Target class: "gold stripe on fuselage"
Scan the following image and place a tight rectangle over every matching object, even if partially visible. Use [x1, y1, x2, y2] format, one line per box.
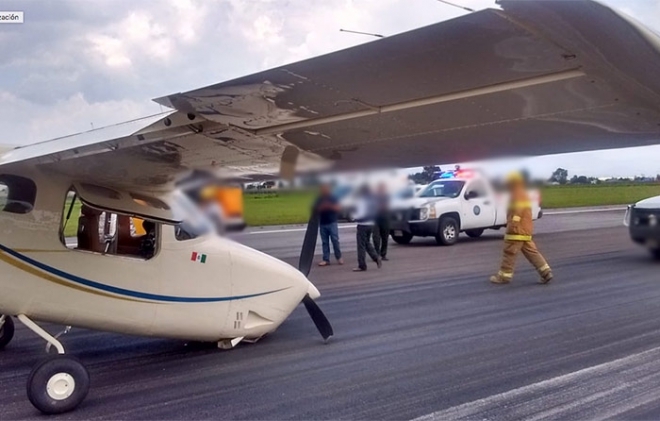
[14, 249, 71, 253]
[0, 251, 149, 303]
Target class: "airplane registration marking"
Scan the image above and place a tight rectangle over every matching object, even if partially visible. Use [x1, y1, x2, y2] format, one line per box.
[0, 244, 290, 304]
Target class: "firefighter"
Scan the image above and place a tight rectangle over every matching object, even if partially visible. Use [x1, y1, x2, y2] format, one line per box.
[490, 172, 553, 285]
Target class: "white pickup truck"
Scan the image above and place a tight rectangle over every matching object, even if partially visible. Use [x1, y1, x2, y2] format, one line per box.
[624, 195, 660, 260]
[389, 175, 542, 245]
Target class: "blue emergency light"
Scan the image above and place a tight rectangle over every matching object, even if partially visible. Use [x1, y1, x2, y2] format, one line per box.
[433, 170, 474, 180]
[433, 171, 456, 180]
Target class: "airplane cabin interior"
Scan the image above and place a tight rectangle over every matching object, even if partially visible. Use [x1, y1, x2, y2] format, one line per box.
[61, 189, 158, 260]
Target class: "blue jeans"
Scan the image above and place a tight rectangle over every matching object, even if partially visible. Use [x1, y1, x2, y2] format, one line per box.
[320, 223, 342, 262]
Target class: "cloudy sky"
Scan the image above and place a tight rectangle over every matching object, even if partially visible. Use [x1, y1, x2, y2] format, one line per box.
[2, 0, 660, 179]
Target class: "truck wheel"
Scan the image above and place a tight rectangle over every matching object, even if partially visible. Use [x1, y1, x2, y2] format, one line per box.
[465, 229, 484, 238]
[651, 248, 660, 260]
[391, 232, 413, 245]
[436, 217, 459, 246]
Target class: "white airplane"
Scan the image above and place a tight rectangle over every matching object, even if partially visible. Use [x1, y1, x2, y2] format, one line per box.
[1, 0, 660, 415]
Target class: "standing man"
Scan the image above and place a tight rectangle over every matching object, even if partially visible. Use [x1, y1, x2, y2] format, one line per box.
[352, 185, 382, 272]
[372, 183, 390, 261]
[315, 184, 343, 266]
[490, 172, 553, 284]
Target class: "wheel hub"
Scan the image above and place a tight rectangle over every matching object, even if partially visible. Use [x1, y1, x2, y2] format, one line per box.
[46, 373, 76, 401]
[444, 225, 456, 240]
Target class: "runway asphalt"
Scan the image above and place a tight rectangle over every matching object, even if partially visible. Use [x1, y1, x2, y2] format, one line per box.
[2, 207, 660, 420]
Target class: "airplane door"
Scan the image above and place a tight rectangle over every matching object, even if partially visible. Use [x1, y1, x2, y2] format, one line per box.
[462, 180, 496, 230]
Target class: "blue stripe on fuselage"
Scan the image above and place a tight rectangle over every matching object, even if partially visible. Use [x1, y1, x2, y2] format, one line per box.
[0, 244, 288, 303]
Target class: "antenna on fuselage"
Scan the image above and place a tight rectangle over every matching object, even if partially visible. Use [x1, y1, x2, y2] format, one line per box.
[339, 29, 385, 38]
[435, 0, 475, 12]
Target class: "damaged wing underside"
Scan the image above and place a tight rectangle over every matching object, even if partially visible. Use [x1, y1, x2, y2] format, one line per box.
[1, 0, 660, 190]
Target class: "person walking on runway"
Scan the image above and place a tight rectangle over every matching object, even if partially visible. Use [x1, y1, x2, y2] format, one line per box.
[490, 172, 553, 285]
[372, 183, 390, 261]
[352, 185, 382, 272]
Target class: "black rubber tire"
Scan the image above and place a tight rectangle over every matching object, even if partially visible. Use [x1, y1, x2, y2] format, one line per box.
[436, 217, 459, 246]
[27, 355, 90, 415]
[465, 229, 485, 238]
[391, 232, 413, 245]
[0, 316, 14, 350]
[651, 248, 660, 261]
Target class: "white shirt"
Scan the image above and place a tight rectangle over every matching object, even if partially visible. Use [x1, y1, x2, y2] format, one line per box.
[351, 198, 375, 226]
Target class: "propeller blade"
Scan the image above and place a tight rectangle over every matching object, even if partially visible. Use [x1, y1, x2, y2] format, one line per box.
[298, 207, 333, 340]
[302, 294, 334, 340]
[298, 208, 319, 277]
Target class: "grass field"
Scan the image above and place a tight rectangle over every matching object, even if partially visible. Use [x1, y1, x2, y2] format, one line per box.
[540, 184, 660, 209]
[62, 200, 83, 237]
[51, 184, 660, 230]
[243, 184, 660, 226]
[244, 191, 315, 226]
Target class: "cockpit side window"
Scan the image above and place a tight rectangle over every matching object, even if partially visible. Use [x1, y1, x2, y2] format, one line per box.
[0, 174, 37, 214]
[60, 187, 160, 260]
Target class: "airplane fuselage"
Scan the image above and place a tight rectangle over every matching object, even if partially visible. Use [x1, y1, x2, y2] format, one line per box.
[0, 169, 316, 342]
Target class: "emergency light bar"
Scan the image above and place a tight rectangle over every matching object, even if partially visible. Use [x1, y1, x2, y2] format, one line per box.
[433, 169, 475, 180]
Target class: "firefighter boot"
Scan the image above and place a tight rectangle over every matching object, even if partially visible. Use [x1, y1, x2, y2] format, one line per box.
[539, 269, 554, 285]
[490, 272, 512, 284]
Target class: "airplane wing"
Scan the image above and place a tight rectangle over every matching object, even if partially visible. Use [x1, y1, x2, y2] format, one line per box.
[1, 0, 659, 191]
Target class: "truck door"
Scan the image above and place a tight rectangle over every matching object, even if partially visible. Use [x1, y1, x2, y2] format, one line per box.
[461, 180, 497, 230]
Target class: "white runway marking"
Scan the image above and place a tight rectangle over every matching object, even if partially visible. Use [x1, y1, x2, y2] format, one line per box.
[544, 207, 625, 215]
[410, 345, 660, 421]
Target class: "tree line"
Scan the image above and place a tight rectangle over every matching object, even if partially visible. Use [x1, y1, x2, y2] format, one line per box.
[549, 168, 660, 185]
[408, 166, 660, 185]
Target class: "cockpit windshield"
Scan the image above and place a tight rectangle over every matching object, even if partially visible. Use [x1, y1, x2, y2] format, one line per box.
[418, 180, 465, 198]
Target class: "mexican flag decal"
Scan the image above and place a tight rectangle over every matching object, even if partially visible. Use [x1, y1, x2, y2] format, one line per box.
[191, 252, 207, 264]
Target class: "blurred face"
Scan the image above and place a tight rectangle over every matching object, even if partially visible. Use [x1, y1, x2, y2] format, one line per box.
[320, 184, 331, 196]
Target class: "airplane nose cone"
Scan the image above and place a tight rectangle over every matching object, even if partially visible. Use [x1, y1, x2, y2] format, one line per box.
[307, 281, 321, 300]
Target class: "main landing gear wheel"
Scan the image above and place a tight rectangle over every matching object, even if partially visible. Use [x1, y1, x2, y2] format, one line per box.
[27, 355, 90, 414]
[16, 314, 88, 414]
[0, 315, 15, 350]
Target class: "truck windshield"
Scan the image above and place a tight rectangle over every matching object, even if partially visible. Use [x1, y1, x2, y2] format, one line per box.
[419, 180, 465, 198]
[332, 185, 353, 199]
